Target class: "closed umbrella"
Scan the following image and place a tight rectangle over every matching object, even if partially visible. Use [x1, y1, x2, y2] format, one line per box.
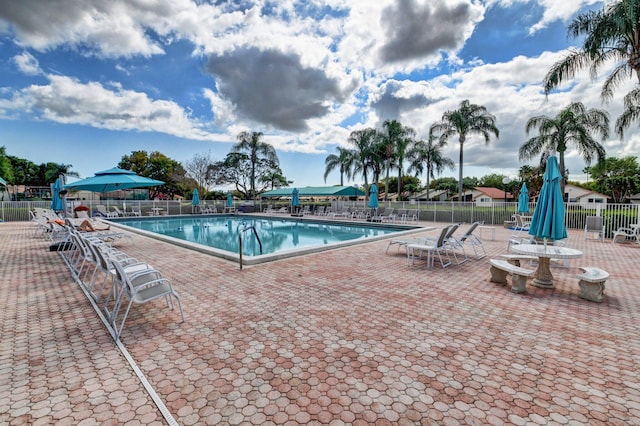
[369, 183, 379, 213]
[291, 188, 299, 214]
[517, 182, 529, 214]
[528, 156, 567, 243]
[192, 188, 200, 213]
[64, 167, 163, 193]
[50, 178, 64, 212]
[227, 191, 233, 208]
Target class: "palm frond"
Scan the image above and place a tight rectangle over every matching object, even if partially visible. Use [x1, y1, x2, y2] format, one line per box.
[543, 50, 592, 94]
[616, 87, 640, 138]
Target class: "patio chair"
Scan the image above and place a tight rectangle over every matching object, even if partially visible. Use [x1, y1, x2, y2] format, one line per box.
[111, 206, 124, 217]
[373, 208, 394, 222]
[406, 224, 457, 269]
[451, 221, 486, 259]
[385, 226, 438, 255]
[511, 214, 530, 237]
[109, 259, 184, 340]
[439, 223, 467, 264]
[584, 216, 605, 242]
[30, 210, 51, 238]
[95, 204, 117, 218]
[89, 241, 151, 304]
[612, 226, 638, 244]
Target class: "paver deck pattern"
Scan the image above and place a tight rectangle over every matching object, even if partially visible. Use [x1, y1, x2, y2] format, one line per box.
[2, 219, 640, 425]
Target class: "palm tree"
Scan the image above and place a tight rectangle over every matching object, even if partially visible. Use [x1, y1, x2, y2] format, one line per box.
[323, 147, 353, 186]
[407, 133, 455, 202]
[347, 128, 378, 200]
[543, 0, 640, 100]
[431, 100, 499, 201]
[232, 131, 278, 199]
[520, 102, 609, 194]
[379, 119, 416, 200]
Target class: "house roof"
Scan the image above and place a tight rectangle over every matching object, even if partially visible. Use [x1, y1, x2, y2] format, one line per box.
[411, 189, 448, 200]
[261, 186, 365, 198]
[473, 187, 513, 200]
[565, 184, 608, 200]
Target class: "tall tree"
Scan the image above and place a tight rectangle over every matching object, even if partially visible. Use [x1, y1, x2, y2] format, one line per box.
[0, 147, 13, 184]
[407, 134, 455, 202]
[323, 147, 354, 186]
[347, 128, 378, 200]
[431, 100, 499, 201]
[119, 150, 185, 199]
[380, 119, 416, 198]
[184, 151, 216, 196]
[589, 155, 640, 202]
[209, 152, 285, 199]
[520, 102, 609, 194]
[543, 0, 640, 100]
[38, 162, 78, 184]
[233, 131, 278, 200]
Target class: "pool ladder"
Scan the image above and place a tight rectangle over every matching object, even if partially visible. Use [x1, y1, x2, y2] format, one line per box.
[238, 225, 262, 270]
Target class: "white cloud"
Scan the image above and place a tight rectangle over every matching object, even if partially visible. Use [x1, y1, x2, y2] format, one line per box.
[3, 74, 232, 142]
[529, 0, 602, 34]
[13, 51, 41, 75]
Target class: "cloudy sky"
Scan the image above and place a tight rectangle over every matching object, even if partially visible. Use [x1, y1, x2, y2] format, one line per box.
[1, 0, 638, 189]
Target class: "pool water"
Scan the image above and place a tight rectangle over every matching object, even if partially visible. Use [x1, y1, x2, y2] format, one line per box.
[113, 215, 416, 262]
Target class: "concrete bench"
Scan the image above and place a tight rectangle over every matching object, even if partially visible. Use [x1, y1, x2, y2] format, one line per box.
[489, 259, 535, 294]
[577, 267, 609, 303]
[499, 254, 538, 267]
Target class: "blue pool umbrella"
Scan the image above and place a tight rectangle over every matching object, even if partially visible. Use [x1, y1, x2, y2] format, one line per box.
[0, 176, 6, 186]
[192, 188, 200, 206]
[291, 188, 299, 207]
[50, 178, 63, 212]
[227, 191, 233, 208]
[368, 183, 379, 209]
[64, 167, 163, 193]
[517, 182, 529, 214]
[528, 156, 567, 241]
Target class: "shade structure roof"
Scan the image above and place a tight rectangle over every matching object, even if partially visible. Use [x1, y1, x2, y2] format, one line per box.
[64, 167, 164, 193]
[261, 186, 365, 198]
[0, 176, 6, 186]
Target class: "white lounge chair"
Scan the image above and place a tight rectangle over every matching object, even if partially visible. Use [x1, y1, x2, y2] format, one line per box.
[451, 221, 486, 259]
[406, 225, 458, 269]
[612, 226, 638, 244]
[96, 204, 117, 218]
[109, 260, 184, 340]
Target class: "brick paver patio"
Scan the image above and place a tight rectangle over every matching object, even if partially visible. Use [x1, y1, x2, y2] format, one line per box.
[2, 219, 640, 425]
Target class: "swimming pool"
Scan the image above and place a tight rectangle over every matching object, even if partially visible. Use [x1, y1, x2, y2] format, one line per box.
[111, 215, 422, 265]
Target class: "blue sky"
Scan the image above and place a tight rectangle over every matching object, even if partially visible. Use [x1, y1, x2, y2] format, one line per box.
[1, 0, 637, 189]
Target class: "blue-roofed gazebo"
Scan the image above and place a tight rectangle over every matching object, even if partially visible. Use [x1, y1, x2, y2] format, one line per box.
[261, 186, 365, 198]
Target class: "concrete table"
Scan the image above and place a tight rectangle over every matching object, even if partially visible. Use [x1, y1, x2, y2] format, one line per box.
[511, 244, 583, 289]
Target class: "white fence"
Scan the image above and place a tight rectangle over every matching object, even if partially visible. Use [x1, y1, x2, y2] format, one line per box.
[3, 200, 639, 238]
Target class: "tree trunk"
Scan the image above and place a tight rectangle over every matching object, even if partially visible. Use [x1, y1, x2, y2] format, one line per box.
[426, 171, 431, 203]
[559, 152, 567, 200]
[458, 135, 465, 202]
[384, 159, 390, 201]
